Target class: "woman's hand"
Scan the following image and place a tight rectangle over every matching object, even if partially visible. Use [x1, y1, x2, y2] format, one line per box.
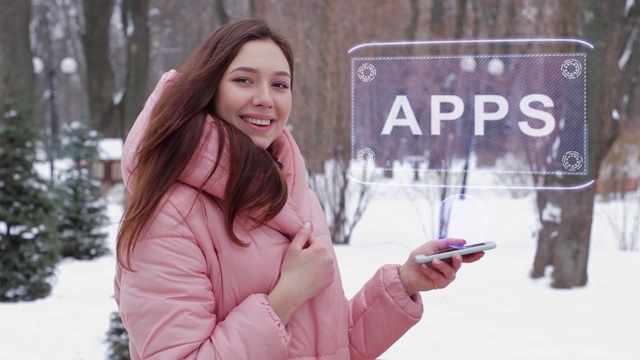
[268, 222, 335, 324]
[399, 238, 485, 296]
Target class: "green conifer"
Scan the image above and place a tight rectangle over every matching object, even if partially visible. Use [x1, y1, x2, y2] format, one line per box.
[106, 311, 130, 360]
[0, 87, 59, 302]
[55, 121, 109, 260]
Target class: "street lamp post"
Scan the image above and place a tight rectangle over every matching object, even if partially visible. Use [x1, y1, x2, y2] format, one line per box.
[59, 56, 78, 124]
[47, 66, 58, 182]
[33, 56, 55, 181]
[439, 58, 476, 238]
[33, 56, 78, 182]
[459, 57, 504, 196]
[459, 57, 477, 197]
[439, 57, 504, 239]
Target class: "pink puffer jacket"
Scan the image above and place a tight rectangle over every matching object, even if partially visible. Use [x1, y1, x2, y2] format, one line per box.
[114, 70, 423, 359]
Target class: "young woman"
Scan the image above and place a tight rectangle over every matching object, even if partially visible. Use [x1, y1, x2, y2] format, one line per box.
[114, 18, 485, 360]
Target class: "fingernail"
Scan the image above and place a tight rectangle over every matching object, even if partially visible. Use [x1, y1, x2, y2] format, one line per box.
[303, 221, 312, 229]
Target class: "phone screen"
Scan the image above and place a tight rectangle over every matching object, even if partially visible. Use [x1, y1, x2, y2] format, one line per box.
[433, 242, 489, 254]
[415, 241, 496, 264]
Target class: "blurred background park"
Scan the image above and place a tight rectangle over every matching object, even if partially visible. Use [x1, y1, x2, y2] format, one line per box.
[0, 0, 639, 359]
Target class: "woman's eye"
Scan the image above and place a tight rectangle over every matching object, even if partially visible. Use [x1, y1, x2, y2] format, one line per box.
[273, 82, 290, 90]
[233, 77, 252, 84]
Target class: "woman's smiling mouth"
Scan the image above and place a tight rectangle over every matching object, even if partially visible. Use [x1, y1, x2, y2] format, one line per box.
[241, 116, 272, 126]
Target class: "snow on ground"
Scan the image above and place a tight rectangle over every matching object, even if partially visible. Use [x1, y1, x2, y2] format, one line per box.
[1, 179, 639, 359]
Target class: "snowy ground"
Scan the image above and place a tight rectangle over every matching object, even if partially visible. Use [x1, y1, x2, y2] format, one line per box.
[1, 176, 638, 359]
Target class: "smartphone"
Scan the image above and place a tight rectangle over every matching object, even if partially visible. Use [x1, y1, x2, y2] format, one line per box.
[414, 241, 497, 264]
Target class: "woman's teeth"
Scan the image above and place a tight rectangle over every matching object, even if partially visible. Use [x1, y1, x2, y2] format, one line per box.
[242, 116, 270, 126]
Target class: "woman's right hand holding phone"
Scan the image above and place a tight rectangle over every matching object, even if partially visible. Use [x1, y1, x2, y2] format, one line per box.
[399, 238, 486, 296]
[267, 222, 335, 325]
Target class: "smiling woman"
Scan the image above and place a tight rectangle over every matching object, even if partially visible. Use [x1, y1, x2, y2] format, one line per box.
[113, 17, 485, 360]
[215, 39, 293, 149]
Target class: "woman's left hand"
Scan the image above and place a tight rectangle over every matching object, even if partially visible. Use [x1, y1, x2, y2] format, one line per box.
[399, 238, 485, 296]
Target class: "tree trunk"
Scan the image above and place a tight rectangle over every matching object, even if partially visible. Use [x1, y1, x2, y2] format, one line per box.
[530, 189, 557, 278]
[552, 187, 596, 287]
[0, 0, 35, 116]
[81, 0, 117, 136]
[215, 0, 230, 25]
[121, 0, 151, 139]
[532, 0, 640, 288]
[405, 0, 420, 44]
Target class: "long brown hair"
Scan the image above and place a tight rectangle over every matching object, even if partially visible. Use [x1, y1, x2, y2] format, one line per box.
[117, 18, 294, 270]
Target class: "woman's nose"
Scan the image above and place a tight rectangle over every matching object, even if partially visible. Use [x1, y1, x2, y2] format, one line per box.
[252, 84, 274, 108]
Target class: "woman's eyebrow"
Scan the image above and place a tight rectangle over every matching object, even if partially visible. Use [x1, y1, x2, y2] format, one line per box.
[229, 66, 291, 78]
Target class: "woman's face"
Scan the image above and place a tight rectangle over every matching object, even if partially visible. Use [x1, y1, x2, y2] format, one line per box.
[216, 39, 292, 149]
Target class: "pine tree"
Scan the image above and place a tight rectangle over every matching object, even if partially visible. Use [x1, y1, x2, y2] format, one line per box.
[106, 311, 131, 360]
[0, 86, 60, 302]
[55, 121, 110, 260]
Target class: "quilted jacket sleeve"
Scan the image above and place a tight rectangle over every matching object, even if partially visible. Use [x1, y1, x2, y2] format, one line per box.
[347, 264, 424, 360]
[114, 199, 291, 360]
